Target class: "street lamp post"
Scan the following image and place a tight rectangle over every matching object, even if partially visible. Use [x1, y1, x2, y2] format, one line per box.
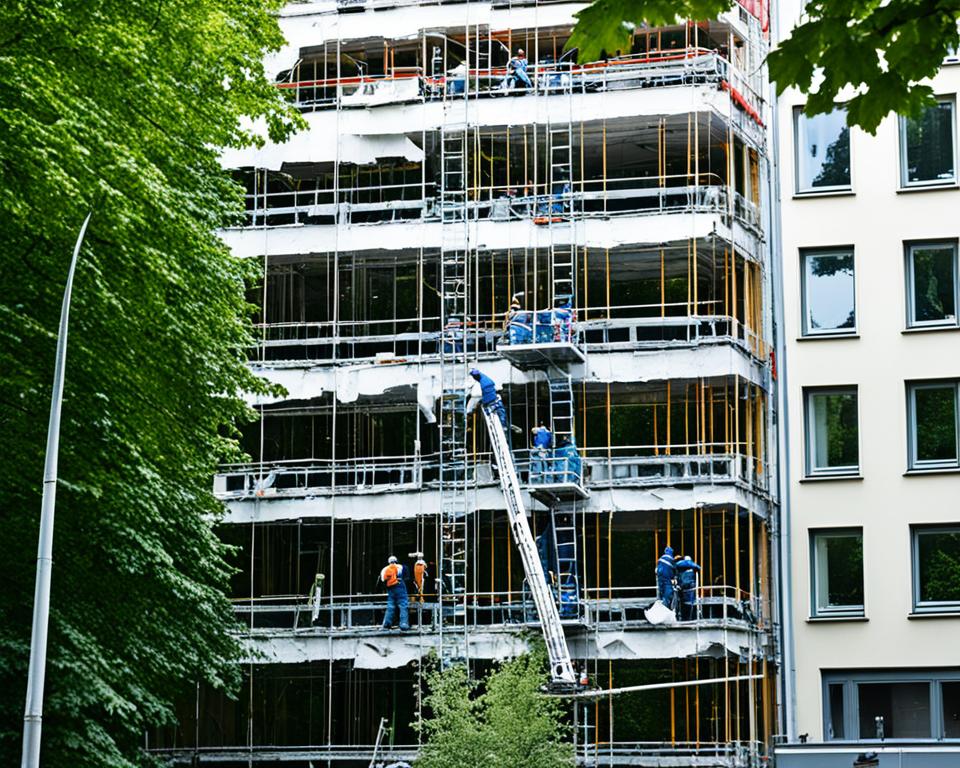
[21, 212, 93, 768]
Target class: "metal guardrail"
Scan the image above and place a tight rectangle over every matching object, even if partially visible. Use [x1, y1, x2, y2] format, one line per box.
[579, 740, 766, 767]
[252, 313, 767, 365]
[277, 49, 761, 114]
[233, 585, 762, 633]
[215, 454, 436, 498]
[242, 173, 757, 230]
[149, 740, 765, 766]
[215, 447, 767, 501]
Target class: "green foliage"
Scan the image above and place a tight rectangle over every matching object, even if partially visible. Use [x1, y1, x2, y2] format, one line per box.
[568, 0, 960, 133]
[417, 664, 489, 768]
[0, 1, 300, 765]
[417, 649, 574, 768]
[768, 0, 960, 133]
[567, 0, 731, 62]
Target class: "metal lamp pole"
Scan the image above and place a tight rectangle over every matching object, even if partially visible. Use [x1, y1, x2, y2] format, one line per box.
[21, 212, 92, 768]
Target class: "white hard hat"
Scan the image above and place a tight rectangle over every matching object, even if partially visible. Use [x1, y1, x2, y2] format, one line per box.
[388, 555, 398, 563]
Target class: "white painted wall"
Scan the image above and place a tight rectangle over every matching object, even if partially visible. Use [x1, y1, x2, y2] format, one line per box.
[776, 28, 960, 739]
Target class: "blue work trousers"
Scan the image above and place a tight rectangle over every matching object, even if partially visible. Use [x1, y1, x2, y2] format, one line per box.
[679, 590, 697, 621]
[383, 585, 410, 630]
[531, 448, 548, 482]
[657, 577, 675, 608]
[484, 398, 509, 432]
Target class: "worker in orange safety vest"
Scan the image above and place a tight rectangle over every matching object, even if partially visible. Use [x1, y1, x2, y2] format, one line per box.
[412, 554, 428, 603]
[380, 555, 410, 631]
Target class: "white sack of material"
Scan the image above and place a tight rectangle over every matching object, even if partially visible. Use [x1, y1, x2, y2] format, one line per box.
[644, 600, 678, 626]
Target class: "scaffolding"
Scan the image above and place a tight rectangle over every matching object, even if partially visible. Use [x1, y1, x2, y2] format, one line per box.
[159, 2, 781, 767]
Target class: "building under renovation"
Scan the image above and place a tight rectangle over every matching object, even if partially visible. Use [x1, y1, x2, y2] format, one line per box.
[154, 0, 780, 765]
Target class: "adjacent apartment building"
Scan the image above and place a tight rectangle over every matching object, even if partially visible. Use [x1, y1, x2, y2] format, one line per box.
[150, 0, 781, 765]
[774, 1, 960, 764]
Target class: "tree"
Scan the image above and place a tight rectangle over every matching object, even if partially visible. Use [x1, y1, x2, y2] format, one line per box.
[0, 1, 300, 765]
[417, 649, 574, 768]
[567, 0, 960, 133]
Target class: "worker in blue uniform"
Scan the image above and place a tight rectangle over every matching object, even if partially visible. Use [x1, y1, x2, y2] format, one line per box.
[656, 546, 676, 609]
[530, 422, 553, 482]
[469, 368, 508, 431]
[506, 48, 532, 89]
[554, 434, 582, 484]
[675, 555, 702, 621]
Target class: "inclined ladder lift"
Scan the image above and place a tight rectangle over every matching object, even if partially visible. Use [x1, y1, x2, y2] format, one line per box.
[479, 402, 579, 690]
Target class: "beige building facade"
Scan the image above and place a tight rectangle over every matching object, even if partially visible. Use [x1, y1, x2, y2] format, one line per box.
[774, 3, 960, 764]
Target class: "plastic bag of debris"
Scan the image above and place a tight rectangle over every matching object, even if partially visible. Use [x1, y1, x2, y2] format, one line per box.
[644, 599, 678, 626]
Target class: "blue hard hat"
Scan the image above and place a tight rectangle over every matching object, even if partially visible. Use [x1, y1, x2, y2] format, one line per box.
[469, 368, 481, 378]
[664, 546, 674, 556]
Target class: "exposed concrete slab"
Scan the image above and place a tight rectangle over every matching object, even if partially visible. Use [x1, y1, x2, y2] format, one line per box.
[221, 211, 732, 260]
[223, 86, 743, 171]
[222, 482, 768, 524]
[247, 345, 767, 408]
[242, 623, 759, 667]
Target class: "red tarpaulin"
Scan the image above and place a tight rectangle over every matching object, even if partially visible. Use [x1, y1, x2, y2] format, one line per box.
[735, 0, 770, 33]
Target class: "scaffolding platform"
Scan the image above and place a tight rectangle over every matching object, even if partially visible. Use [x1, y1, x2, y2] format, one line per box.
[498, 341, 585, 368]
[529, 480, 590, 506]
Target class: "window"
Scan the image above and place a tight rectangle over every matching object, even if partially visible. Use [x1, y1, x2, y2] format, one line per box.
[907, 381, 959, 469]
[906, 242, 958, 327]
[805, 388, 859, 476]
[824, 670, 960, 741]
[811, 529, 864, 617]
[801, 249, 856, 335]
[944, 682, 960, 738]
[912, 525, 960, 613]
[827, 683, 845, 739]
[795, 107, 851, 192]
[858, 683, 932, 738]
[900, 99, 957, 187]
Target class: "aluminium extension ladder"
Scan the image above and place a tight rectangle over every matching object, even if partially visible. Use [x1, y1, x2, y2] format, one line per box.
[479, 402, 578, 689]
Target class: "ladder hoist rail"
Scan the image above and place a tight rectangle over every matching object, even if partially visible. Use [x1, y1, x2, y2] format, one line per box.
[479, 402, 578, 689]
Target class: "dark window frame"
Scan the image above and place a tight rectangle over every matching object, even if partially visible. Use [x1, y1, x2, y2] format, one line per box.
[804, 386, 861, 477]
[898, 97, 958, 188]
[809, 527, 865, 618]
[904, 240, 960, 329]
[800, 247, 857, 337]
[794, 106, 853, 194]
[906, 380, 960, 470]
[823, 669, 960, 742]
[911, 523, 960, 613]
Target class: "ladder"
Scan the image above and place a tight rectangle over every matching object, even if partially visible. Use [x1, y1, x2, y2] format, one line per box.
[547, 370, 575, 446]
[437, 106, 470, 667]
[479, 402, 578, 688]
[546, 60, 576, 310]
[551, 505, 580, 618]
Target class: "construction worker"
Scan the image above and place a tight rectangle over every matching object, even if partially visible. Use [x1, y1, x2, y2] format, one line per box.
[530, 422, 553, 482]
[467, 368, 509, 432]
[675, 555, 702, 621]
[412, 554, 428, 604]
[505, 48, 532, 89]
[656, 546, 676, 609]
[504, 294, 522, 329]
[553, 295, 574, 343]
[380, 555, 410, 631]
[554, 433, 582, 484]
[504, 293, 531, 344]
